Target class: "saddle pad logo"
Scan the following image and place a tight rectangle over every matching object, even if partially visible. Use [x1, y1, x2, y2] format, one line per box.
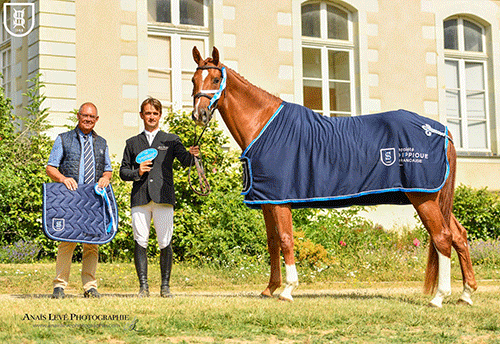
[380, 148, 396, 166]
[52, 218, 65, 232]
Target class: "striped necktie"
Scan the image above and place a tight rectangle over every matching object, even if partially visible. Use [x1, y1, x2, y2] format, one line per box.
[83, 135, 95, 184]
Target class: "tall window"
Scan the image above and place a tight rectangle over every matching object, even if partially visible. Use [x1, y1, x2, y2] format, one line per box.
[148, 0, 205, 26]
[444, 17, 489, 151]
[0, 6, 12, 99]
[147, 0, 208, 111]
[301, 2, 354, 117]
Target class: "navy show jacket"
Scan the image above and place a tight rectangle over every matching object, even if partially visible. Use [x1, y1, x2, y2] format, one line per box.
[119, 130, 193, 208]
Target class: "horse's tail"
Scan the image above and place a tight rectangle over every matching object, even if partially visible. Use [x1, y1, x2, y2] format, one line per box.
[424, 135, 456, 295]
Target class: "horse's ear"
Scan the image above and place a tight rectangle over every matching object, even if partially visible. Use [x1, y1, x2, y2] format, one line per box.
[212, 46, 219, 66]
[193, 46, 202, 65]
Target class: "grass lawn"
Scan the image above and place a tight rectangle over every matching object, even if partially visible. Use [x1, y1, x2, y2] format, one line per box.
[0, 261, 499, 343]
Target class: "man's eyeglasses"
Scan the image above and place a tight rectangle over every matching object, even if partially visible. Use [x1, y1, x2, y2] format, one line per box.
[79, 114, 98, 120]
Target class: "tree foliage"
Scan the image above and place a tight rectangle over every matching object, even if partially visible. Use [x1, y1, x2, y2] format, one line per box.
[1, 79, 499, 266]
[453, 184, 500, 240]
[163, 111, 267, 264]
[0, 75, 56, 256]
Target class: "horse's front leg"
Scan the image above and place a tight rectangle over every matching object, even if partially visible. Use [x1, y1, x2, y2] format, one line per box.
[263, 204, 298, 301]
[261, 205, 282, 297]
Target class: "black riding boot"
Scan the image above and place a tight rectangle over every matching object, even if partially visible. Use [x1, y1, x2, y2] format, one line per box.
[160, 244, 173, 297]
[134, 241, 149, 297]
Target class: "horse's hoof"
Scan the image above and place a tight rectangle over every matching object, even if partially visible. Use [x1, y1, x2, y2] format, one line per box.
[457, 298, 473, 306]
[260, 292, 272, 298]
[457, 284, 474, 306]
[261, 288, 275, 298]
[278, 294, 293, 302]
[428, 298, 443, 308]
[428, 301, 442, 308]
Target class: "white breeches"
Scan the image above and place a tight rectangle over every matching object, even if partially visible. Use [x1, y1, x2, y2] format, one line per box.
[132, 201, 174, 249]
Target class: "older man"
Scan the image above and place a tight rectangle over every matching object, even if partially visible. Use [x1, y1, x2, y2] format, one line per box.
[46, 102, 113, 299]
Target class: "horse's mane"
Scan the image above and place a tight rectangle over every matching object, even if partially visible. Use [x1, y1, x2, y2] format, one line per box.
[222, 64, 282, 103]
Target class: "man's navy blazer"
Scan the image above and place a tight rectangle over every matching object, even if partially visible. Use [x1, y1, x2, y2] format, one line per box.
[119, 130, 193, 208]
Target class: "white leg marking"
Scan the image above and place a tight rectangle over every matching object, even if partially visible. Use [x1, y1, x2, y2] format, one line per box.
[279, 264, 298, 301]
[429, 250, 451, 308]
[458, 283, 474, 306]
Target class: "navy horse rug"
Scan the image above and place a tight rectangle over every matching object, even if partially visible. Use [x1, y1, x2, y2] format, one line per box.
[240, 102, 450, 209]
[43, 183, 118, 244]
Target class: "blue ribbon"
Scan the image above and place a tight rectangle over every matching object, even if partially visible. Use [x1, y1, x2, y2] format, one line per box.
[208, 67, 227, 111]
[94, 184, 117, 234]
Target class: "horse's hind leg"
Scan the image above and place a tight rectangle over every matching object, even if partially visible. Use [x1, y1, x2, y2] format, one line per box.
[450, 214, 477, 305]
[407, 192, 452, 308]
[261, 205, 282, 297]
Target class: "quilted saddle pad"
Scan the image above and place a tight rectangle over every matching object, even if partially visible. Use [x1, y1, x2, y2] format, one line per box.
[240, 102, 450, 209]
[43, 183, 118, 244]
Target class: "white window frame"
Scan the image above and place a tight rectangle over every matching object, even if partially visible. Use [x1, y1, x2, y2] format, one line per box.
[147, 0, 210, 111]
[0, 7, 12, 100]
[444, 17, 490, 152]
[301, 2, 356, 117]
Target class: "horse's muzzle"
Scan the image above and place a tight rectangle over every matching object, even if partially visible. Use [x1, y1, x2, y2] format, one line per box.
[192, 108, 211, 126]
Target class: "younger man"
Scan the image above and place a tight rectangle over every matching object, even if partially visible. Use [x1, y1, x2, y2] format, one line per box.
[120, 97, 199, 297]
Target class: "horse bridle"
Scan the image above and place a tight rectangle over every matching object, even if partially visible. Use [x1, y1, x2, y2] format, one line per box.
[189, 65, 227, 196]
[192, 65, 227, 115]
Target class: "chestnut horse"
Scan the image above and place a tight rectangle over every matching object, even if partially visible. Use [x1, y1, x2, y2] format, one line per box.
[191, 46, 477, 307]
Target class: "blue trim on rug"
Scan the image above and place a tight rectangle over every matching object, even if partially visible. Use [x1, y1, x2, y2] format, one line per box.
[241, 121, 451, 208]
[241, 103, 284, 157]
[239, 103, 284, 197]
[239, 156, 253, 196]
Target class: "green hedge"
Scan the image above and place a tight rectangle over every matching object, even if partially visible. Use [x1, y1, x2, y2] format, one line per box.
[0, 76, 58, 259]
[1, 78, 499, 265]
[453, 184, 500, 240]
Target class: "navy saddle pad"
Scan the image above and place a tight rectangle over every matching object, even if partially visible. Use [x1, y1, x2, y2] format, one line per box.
[42, 183, 118, 244]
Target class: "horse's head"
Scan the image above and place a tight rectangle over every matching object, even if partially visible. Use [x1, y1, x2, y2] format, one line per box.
[191, 46, 226, 126]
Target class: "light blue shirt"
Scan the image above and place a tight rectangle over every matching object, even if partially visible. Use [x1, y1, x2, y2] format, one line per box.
[47, 128, 113, 184]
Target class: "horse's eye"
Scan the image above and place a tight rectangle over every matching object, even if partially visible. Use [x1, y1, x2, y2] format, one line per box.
[213, 78, 220, 84]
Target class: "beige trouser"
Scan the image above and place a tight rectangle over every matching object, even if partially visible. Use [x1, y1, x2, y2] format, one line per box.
[53, 241, 99, 291]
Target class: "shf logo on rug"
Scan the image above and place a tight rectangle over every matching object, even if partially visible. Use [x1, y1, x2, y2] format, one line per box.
[3, 3, 35, 38]
[52, 218, 65, 232]
[380, 148, 396, 166]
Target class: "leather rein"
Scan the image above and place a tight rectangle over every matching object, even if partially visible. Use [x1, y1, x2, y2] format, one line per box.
[188, 65, 226, 196]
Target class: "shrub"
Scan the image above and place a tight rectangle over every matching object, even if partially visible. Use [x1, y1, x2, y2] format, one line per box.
[163, 110, 268, 264]
[294, 230, 333, 268]
[0, 75, 56, 257]
[5, 79, 499, 269]
[453, 184, 500, 240]
[291, 207, 430, 270]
